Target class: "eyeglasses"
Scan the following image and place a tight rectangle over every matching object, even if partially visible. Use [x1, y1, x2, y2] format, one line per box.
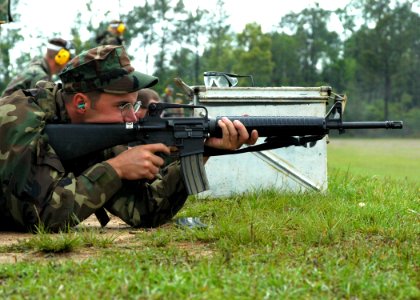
[120, 101, 142, 122]
[203, 71, 255, 88]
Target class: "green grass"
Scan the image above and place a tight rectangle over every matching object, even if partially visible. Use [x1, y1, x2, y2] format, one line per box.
[0, 139, 418, 299]
[328, 138, 420, 182]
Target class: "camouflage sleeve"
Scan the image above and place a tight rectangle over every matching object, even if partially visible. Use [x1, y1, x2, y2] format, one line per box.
[0, 95, 123, 231]
[104, 160, 188, 228]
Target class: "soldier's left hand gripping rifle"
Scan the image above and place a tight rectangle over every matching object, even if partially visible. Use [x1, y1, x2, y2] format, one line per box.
[44, 93, 403, 195]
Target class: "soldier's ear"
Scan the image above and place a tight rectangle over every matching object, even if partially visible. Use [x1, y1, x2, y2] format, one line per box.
[73, 93, 89, 113]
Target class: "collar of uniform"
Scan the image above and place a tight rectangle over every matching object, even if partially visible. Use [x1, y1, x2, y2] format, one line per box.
[54, 85, 70, 123]
[34, 81, 69, 123]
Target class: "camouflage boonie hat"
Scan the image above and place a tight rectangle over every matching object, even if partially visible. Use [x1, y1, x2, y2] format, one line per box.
[59, 45, 158, 94]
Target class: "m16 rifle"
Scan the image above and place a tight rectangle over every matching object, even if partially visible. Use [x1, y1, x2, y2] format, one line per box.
[44, 90, 403, 195]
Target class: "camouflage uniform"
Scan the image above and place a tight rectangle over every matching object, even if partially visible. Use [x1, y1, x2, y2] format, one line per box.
[0, 45, 188, 232]
[1, 58, 51, 97]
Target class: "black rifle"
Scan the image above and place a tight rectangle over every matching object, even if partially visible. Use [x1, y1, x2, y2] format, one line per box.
[44, 94, 403, 195]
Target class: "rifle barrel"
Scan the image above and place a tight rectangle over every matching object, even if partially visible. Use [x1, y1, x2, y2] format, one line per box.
[327, 121, 404, 129]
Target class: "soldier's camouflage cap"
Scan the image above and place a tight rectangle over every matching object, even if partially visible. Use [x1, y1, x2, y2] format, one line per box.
[59, 45, 158, 94]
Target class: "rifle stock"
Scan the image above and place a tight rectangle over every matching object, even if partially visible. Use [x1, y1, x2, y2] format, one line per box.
[44, 100, 403, 195]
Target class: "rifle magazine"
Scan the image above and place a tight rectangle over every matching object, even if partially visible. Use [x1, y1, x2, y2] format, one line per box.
[181, 154, 209, 195]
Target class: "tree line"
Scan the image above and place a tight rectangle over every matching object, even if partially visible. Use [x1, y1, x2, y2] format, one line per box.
[1, 0, 419, 136]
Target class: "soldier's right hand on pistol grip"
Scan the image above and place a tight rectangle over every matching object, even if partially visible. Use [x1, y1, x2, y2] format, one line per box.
[106, 143, 170, 180]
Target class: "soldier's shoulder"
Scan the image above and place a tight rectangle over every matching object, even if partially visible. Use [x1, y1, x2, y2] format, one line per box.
[0, 90, 40, 130]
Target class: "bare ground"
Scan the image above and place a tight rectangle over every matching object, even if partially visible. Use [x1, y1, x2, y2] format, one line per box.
[0, 215, 156, 264]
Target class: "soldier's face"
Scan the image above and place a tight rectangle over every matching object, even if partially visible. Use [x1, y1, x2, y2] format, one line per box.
[83, 91, 139, 123]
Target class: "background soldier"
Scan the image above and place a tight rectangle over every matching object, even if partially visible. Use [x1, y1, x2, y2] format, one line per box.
[95, 20, 126, 46]
[137, 88, 161, 118]
[1, 37, 75, 96]
[161, 85, 174, 104]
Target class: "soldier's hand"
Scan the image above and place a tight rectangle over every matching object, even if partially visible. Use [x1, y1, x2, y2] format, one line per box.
[205, 117, 258, 150]
[106, 143, 170, 180]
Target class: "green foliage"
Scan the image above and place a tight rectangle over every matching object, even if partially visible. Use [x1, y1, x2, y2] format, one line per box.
[0, 23, 26, 92]
[24, 227, 82, 253]
[1, 0, 419, 135]
[200, 0, 235, 76]
[279, 4, 341, 86]
[0, 227, 116, 254]
[270, 32, 302, 86]
[77, 227, 116, 248]
[343, 0, 420, 121]
[233, 23, 274, 86]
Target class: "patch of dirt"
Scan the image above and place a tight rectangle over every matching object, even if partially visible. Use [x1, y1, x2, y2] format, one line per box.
[0, 214, 130, 244]
[0, 215, 151, 264]
[0, 215, 214, 264]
